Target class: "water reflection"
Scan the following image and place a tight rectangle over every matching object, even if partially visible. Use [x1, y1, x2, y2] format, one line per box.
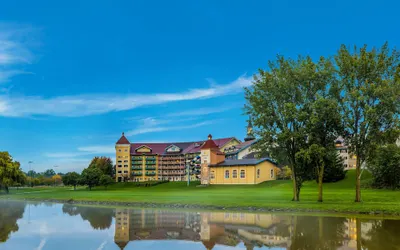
[0, 201, 399, 250]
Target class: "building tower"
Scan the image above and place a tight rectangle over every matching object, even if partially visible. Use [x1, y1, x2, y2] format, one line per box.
[115, 132, 131, 182]
[244, 119, 255, 142]
[200, 134, 225, 185]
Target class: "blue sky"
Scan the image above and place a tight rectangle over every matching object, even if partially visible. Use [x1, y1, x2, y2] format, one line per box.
[0, 0, 398, 173]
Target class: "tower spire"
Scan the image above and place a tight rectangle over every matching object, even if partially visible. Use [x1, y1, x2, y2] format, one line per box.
[244, 118, 255, 142]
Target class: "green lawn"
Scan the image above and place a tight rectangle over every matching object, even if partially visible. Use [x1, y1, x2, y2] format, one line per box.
[2, 170, 400, 214]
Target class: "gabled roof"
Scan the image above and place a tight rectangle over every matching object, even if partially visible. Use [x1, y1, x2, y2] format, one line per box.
[116, 132, 130, 145]
[135, 145, 152, 151]
[209, 158, 277, 167]
[225, 139, 258, 155]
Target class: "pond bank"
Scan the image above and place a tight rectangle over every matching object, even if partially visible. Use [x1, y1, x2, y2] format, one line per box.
[4, 196, 400, 218]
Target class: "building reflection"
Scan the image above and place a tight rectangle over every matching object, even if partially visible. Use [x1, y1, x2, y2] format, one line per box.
[114, 209, 293, 249]
[114, 208, 400, 250]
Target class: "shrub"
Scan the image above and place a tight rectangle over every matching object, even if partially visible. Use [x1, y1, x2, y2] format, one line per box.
[368, 144, 400, 189]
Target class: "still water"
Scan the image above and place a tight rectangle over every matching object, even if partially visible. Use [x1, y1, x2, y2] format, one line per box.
[0, 201, 399, 250]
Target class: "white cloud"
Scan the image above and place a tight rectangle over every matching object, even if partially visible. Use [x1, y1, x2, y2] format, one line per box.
[0, 23, 34, 83]
[125, 120, 217, 136]
[0, 75, 252, 117]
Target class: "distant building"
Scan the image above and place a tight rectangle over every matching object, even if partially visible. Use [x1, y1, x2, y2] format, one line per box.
[115, 134, 241, 182]
[335, 137, 357, 170]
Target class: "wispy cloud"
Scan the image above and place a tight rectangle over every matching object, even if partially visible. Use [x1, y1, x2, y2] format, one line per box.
[166, 105, 238, 117]
[0, 75, 252, 117]
[45, 146, 114, 158]
[125, 120, 216, 136]
[0, 23, 35, 83]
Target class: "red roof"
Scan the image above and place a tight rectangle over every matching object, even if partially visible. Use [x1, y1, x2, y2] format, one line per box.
[116, 133, 130, 144]
[129, 137, 237, 155]
[201, 134, 218, 150]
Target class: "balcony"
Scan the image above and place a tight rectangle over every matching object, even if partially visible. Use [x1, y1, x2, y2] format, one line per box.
[132, 166, 142, 170]
[145, 166, 156, 170]
[146, 161, 156, 165]
[146, 157, 156, 160]
[132, 172, 142, 176]
[132, 161, 143, 165]
[146, 172, 156, 176]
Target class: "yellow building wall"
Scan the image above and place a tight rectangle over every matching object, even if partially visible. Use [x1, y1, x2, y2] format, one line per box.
[210, 165, 256, 184]
[209, 161, 277, 185]
[115, 144, 131, 182]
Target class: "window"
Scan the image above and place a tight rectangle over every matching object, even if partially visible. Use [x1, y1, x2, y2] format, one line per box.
[118, 160, 122, 163]
[210, 171, 215, 179]
[124, 165, 128, 168]
[232, 170, 237, 178]
[124, 171, 128, 173]
[257, 169, 260, 178]
[125, 149, 128, 152]
[118, 165, 122, 168]
[118, 149, 121, 152]
[225, 170, 230, 178]
[118, 156, 121, 158]
[124, 160, 128, 162]
[270, 169, 274, 178]
[240, 170, 245, 179]
[118, 171, 122, 173]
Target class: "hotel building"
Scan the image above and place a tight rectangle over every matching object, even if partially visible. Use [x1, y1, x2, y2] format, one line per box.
[115, 120, 277, 183]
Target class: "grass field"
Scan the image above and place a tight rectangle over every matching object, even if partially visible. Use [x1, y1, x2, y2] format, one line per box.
[2, 170, 400, 214]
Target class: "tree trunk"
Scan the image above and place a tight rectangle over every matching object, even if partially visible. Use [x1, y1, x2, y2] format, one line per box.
[355, 157, 361, 202]
[5, 186, 9, 194]
[74, 185, 76, 191]
[291, 169, 299, 201]
[318, 166, 324, 202]
[89, 186, 91, 191]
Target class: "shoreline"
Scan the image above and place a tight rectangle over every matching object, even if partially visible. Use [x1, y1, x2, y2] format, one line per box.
[4, 197, 400, 218]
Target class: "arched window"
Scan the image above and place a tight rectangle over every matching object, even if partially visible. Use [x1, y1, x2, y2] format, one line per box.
[225, 170, 230, 178]
[257, 169, 260, 178]
[211, 171, 215, 179]
[240, 170, 246, 179]
[270, 169, 274, 178]
[232, 170, 238, 178]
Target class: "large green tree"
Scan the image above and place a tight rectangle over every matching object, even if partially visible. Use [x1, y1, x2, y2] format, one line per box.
[0, 152, 26, 194]
[80, 167, 102, 190]
[245, 55, 336, 201]
[89, 156, 113, 176]
[305, 97, 344, 202]
[335, 43, 400, 202]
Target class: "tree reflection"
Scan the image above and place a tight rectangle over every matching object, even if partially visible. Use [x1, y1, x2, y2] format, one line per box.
[0, 201, 26, 242]
[62, 204, 114, 230]
[362, 219, 400, 250]
[290, 216, 347, 250]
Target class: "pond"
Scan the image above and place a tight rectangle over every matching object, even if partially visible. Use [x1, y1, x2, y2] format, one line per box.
[0, 201, 399, 250]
